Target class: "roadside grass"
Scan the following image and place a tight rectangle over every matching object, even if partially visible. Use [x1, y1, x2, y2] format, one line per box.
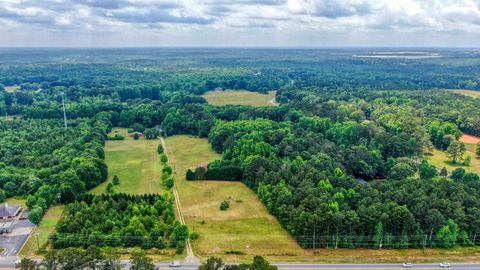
[203, 90, 277, 107]
[20, 205, 64, 257]
[427, 145, 480, 175]
[164, 135, 303, 262]
[5, 197, 27, 208]
[90, 127, 163, 195]
[449, 89, 480, 98]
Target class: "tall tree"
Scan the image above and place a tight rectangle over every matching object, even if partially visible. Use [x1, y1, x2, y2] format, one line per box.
[446, 140, 466, 163]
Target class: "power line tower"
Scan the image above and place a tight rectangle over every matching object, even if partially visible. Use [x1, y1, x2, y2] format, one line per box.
[61, 91, 67, 129]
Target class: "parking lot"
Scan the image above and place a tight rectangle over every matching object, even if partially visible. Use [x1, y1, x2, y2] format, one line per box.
[0, 219, 34, 256]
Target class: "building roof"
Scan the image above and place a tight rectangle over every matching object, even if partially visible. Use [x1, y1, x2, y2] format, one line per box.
[0, 204, 21, 218]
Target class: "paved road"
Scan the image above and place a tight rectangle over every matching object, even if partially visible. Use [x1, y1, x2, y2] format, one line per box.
[0, 258, 478, 269]
[0, 219, 34, 257]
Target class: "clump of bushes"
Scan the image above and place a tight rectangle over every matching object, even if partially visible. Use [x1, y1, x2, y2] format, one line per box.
[219, 200, 230, 211]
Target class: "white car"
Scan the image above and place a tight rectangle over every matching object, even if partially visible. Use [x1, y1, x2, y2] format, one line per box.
[440, 262, 451, 268]
[402, 262, 413, 268]
[14, 260, 21, 268]
[169, 261, 181, 267]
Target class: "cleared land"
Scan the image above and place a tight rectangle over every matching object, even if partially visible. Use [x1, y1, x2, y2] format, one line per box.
[20, 205, 64, 257]
[427, 142, 480, 176]
[203, 90, 277, 107]
[164, 135, 302, 262]
[90, 128, 163, 195]
[449, 89, 480, 98]
[5, 197, 27, 208]
[460, 134, 480, 144]
[4, 85, 20, 93]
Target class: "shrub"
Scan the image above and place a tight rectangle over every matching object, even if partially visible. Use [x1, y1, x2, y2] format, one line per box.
[112, 175, 120, 185]
[164, 178, 174, 189]
[190, 232, 200, 240]
[219, 200, 230, 211]
[157, 144, 164, 154]
[106, 183, 114, 193]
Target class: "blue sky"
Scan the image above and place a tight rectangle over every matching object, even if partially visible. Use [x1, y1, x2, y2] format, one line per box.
[1, 0, 479, 47]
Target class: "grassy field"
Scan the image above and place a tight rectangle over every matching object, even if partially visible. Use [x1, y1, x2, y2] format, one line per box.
[203, 90, 277, 107]
[20, 205, 64, 257]
[449, 89, 480, 98]
[4, 85, 20, 93]
[164, 135, 302, 262]
[427, 144, 480, 175]
[90, 128, 163, 195]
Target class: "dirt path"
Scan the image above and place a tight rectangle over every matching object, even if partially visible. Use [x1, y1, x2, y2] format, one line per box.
[160, 137, 198, 264]
[460, 134, 480, 144]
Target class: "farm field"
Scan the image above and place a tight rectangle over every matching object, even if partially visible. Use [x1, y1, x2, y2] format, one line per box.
[449, 89, 480, 98]
[203, 90, 277, 107]
[20, 205, 64, 257]
[163, 135, 303, 262]
[90, 127, 163, 195]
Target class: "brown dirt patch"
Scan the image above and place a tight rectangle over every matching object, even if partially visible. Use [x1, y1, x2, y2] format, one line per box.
[460, 134, 480, 144]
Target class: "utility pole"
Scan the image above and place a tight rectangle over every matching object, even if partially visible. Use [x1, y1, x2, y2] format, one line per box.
[61, 91, 67, 129]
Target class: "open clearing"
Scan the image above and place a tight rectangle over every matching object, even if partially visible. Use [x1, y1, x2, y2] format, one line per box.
[20, 205, 64, 257]
[164, 135, 302, 262]
[427, 144, 480, 175]
[90, 127, 163, 195]
[460, 134, 480, 144]
[4, 85, 20, 93]
[203, 90, 277, 107]
[449, 89, 480, 98]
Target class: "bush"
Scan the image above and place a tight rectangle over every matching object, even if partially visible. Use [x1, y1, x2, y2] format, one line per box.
[0, 189, 5, 203]
[219, 200, 230, 211]
[190, 232, 200, 240]
[144, 128, 160, 140]
[112, 175, 120, 185]
[164, 178, 174, 189]
[186, 169, 195, 180]
[106, 134, 125, 140]
[160, 154, 168, 163]
[162, 165, 172, 175]
[106, 183, 114, 193]
[157, 144, 164, 154]
[28, 207, 44, 225]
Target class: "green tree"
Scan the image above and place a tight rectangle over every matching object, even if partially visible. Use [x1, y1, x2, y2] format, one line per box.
[160, 154, 168, 163]
[199, 257, 224, 270]
[133, 133, 139, 140]
[372, 222, 383, 249]
[446, 140, 466, 163]
[436, 219, 459, 248]
[28, 207, 43, 225]
[249, 256, 278, 270]
[419, 160, 438, 179]
[20, 258, 38, 270]
[476, 143, 480, 158]
[143, 128, 160, 140]
[157, 144, 164, 154]
[106, 183, 114, 193]
[440, 167, 448, 177]
[0, 189, 5, 203]
[129, 251, 155, 270]
[220, 200, 230, 211]
[112, 175, 120, 185]
[388, 163, 415, 180]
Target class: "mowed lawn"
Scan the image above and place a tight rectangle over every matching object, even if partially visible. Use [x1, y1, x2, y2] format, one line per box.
[203, 90, 277, 107]
[90, 128, 163, 195]
[427, 141, 480, 175]
[164, 135, 303, 261]
[20, 205, 64, 257]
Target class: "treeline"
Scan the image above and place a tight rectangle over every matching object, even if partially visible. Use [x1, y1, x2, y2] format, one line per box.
[207, 115, 480, 248]
[0, 114, 114, 224]
[54, 194, 189, 252]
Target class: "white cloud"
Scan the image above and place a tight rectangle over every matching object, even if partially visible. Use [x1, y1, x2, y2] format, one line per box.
[0, 0, 479, 46]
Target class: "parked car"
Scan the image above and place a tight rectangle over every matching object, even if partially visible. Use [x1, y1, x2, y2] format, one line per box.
[440, 262, 451, 268]
[169, 261, 181, 267]
[402, 262, 413, 268]
[14, 259, 21, 268]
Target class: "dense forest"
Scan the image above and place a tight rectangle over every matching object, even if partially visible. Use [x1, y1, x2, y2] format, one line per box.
[1, 48, 480, 251]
